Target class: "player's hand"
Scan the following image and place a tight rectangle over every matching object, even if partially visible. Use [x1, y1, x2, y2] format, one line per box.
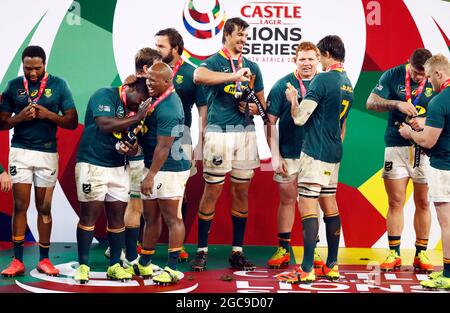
[141, 174, 154, 196]
[136, 98, 152, 120]
[18, 104, 36, 121]
[398, 122, 413, 140]
[408, 117, 425, 131]
[0, 171, 12, 192]
[235, 68, 251, 82]
[273, 157, 287, 176]
[34, 104, 51, 119]
[396, 101, 418, 117]
[239, 101, 258, 115]
[285, 83, 299, 105]
[124, 74, 137, 86]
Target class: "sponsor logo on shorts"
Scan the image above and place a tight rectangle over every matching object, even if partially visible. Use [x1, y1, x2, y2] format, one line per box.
[384, 161, 393, 171]
[324, 171, 331, 176]
[50, 169, 56, 176]
[157, 183, 162, 190]
[9, 165, 17, 176]
[212, 155, 223, 166]
[82, 183, 91, 194]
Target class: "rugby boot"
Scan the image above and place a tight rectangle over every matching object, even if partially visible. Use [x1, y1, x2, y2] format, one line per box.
[380, 250, 402, 272]
[152, 266, 182, 286]
[1, 259, 25, 277]
[313, 249, 325, 268]
[37, 258, 60, 276]
[73, 264, 90, 284]
[229, 251, 256, 271]
[106, 263, 132, 282]
[190, 251, 208, 271]
[276, 266, 316, 284]
[420, 276, 450, 290]
[267, 247, 290, 269]
[178, 247, 189, 263]
[315, 264, 340, 281]
[413, 251, 434, 273]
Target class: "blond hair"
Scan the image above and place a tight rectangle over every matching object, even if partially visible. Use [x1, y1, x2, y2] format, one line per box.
[424, 54, 450, 75]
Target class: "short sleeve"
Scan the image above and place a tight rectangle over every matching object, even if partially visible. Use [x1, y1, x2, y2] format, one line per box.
[194, 84, 207, 108]
[92, 90, 117, 118]
[425, 98, 445, 129]
[266, 81, 285, 117]
[59, 79, 76, 112]
[0, 82, 15, 113]
[371, 70, 393, 99]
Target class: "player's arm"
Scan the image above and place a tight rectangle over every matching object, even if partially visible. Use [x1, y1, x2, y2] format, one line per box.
[0, 108, 36, 130]
[0, 88, 36, 129]
[193, 66, 251, 86]
[366, 93, 417, 116]
[95, 100, 150, 133]
[34, 106, 78, 129]
[291, 98, 318, 126]
[194, 105, 207, 162]
[341, 118, 347, 142]
[399, 123, 442, 149]
[0, 163, 12, 193]
[141, 135, 175, 195]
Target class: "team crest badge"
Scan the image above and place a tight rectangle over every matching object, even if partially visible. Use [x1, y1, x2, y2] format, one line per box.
[175, 75, 184, 85]
[30, 90, 38, 97]
[424, 87, 433, 98]
[44, 88, 52, 98]
[9, 165, 17, 176]
[82, 183, 91, 194]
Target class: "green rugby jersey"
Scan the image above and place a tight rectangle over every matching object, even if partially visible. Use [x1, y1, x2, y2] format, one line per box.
[0, 74, 75, 152]
[425, 86, 450, 170]
[200, 52, 263, 132]
[140, 92, 190, 172]
[302, 69, 353, 163]
[0, 163, 4, 174]
[371, 65, 436, 147]
[77, 87, 127, 167]
[267, 72, 311, 159]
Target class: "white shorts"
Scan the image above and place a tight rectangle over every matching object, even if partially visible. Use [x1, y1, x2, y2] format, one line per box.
[141, 168, 190, 200]
[273, 158, 301, 183]
[203, 131, 260, 174]
[298, 152, 340, 188]
[182, 143, 197, 177]
[381, 146, 429, 184]
[8, 147, 58, 187]
[428, 166, 450, 203]
[128, 159, 145, 198]
[75, 162, 129, 203]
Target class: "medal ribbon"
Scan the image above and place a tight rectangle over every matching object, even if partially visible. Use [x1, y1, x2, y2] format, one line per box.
[23, 72, 49, 105]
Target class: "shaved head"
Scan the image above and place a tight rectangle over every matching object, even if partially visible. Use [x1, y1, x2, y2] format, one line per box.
[146, 62, 174, 97]
[149, 62, 173, 80]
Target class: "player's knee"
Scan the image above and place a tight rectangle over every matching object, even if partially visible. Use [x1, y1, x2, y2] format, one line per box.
[388, 196, 405, 210]
[36, 203, 52, 217]
[203, 171, 225, 185]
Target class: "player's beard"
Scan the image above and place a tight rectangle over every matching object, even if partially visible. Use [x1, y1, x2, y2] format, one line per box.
[27, 71, 45, 83]
[163, 52, 174, 65]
